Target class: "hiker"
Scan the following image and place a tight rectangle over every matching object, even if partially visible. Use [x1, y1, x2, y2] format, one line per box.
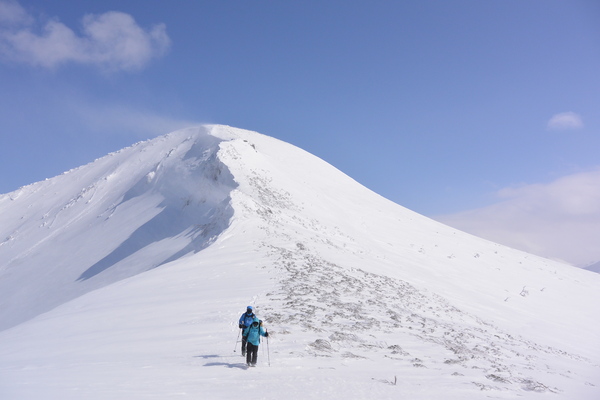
[238, 306, 256, 356]
[243, 317, 268, 367]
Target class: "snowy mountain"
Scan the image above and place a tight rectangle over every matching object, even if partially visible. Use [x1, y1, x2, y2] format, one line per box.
[0, 125, 598, 399]
[584, 261, 600, 273]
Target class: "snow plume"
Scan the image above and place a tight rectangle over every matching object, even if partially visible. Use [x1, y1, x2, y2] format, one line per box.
[0, 0, 170, 71]
[71, 100, 201, 139]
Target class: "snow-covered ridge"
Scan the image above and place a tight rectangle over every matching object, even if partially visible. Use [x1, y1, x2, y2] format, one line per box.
[0, 125, 598, 399]
[0, 126, 237, 330]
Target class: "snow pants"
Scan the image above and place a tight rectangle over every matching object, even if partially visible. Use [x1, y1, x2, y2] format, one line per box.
[241, 334, 248, 355]
[246, 342, 259, 365]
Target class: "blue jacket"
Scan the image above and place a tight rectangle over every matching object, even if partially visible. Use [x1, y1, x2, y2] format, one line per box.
[239, 312, 255, 328]
[243, 318, 267, 346]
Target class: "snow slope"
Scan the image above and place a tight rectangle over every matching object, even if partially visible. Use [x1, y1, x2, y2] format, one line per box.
[0, 125, 598, 399]
[585, 261, 600, 273]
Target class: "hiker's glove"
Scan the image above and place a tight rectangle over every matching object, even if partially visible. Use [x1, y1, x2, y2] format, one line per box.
[239, 324, 243, 329]
[265, 332, 269, 337]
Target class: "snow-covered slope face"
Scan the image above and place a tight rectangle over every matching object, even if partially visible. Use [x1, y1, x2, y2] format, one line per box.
[0, 127, 236, 330]
[217, 125, 599, 348]
[0, 125, 599, 399]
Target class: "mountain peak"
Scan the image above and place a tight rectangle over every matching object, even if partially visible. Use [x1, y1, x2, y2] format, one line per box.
[1, 125, 599, 399]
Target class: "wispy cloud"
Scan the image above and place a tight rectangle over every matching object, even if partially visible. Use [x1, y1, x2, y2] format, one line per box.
[0, 0, 170, 71]
[436, 169, 600, 267]
[0, 0, 31, 25]
[547, 111, 584, 130]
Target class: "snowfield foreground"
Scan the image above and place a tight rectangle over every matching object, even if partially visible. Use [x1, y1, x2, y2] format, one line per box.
[0, 125, 598, 399]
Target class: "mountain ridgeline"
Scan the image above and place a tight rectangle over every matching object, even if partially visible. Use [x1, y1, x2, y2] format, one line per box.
[0, 125, 598, 398]
[0, 129, 236, 330]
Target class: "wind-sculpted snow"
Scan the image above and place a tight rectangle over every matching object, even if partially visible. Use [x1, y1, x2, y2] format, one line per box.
[78, 136, 235, 280]
[0, 127, 237, 330]
[261, 242, 589, 393]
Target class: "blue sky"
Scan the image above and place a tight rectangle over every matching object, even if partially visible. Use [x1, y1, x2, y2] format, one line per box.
[1, 1, 599, 266]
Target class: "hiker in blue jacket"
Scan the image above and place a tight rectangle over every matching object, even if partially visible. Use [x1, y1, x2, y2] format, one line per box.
[242, 317, 268, 367]
[238, 306, 256, 356]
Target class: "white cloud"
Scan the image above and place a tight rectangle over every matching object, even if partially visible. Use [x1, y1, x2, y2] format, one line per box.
[0, 1, 170, 71]
[0, 0, 31, 25]
[436, 169, 600, 267]
[547, 111, 584, 130]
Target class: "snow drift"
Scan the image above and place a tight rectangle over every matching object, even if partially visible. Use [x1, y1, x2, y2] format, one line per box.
[0, 125, 598, 399]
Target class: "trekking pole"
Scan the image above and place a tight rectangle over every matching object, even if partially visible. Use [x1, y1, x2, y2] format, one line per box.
[266, 330, 271, 366]
[233, 329, 241, 353]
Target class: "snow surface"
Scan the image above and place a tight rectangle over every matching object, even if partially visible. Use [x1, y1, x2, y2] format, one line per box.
[0, 125, 599, 399]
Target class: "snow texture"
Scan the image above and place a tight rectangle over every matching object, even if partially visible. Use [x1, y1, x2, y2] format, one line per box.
[0, 125, 598, 399]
